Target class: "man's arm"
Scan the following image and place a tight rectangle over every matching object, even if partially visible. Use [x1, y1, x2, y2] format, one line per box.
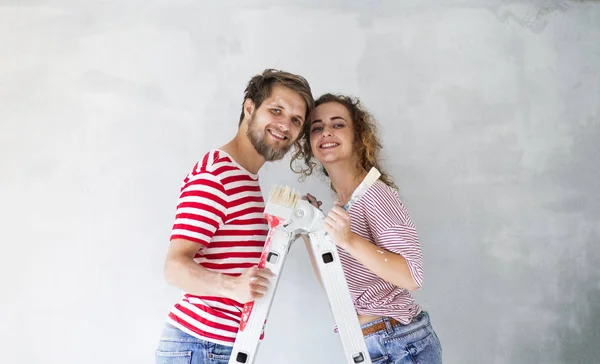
[164, 238, 274, 303]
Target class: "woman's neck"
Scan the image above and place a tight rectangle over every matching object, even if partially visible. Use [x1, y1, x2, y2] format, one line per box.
[325, 162, 367, 205]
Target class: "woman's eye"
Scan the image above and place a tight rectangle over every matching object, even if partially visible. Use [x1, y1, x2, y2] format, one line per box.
[334, 124, 344, 128]
[311, 126, 322, 133]
[271, 109, 281, 115]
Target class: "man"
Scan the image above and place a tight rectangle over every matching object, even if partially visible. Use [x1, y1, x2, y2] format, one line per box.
[155, 69, 314, 363]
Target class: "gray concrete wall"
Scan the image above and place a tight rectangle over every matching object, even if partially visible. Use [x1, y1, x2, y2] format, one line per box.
[1, 1, 598, 363]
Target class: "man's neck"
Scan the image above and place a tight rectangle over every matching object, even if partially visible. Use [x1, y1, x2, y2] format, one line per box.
[220, 126, 265, 175]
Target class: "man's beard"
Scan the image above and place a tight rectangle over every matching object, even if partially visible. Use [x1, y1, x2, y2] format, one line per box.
[246, 115, 292, 161]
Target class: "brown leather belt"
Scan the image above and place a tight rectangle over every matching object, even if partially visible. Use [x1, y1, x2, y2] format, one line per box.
[362, 318, 402, 336]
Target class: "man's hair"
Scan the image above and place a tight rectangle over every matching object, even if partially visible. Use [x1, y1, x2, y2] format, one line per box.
[238, 69, 314, 126]
[290, 93, 397, 190]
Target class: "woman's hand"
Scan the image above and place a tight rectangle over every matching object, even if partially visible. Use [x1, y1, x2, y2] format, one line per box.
[324, 201, 354, 249]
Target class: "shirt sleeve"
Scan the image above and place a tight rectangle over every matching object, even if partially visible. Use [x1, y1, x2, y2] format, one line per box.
[170, 165, 228, 248]
[364, 187, 424, 289]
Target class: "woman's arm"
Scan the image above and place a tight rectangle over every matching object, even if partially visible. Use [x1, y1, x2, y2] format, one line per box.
[342, 232, 419, 291]
[324, 202, 422, 291]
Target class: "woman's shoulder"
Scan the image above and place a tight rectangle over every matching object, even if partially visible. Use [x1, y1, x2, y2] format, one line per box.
[365, 179, 401, 203]
[361, 179, 414, 224]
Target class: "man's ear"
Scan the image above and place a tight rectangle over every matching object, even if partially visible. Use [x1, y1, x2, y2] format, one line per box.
[243, 99, 255, 120]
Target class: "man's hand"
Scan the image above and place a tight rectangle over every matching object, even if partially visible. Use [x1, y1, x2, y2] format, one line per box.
[302, 193, 322, 209]
[295, 193, 324, 240]
[230, 266, 275, 304]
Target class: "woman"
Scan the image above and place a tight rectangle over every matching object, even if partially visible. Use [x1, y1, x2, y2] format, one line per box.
[290, 93, 443, 363]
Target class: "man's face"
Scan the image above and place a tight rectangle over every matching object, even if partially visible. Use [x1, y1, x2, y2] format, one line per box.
[246, 84, 307, 161]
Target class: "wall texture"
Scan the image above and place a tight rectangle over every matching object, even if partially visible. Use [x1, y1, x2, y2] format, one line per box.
[1, 1, 598, 363]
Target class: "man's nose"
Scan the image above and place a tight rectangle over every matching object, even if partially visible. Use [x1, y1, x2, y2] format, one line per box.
[276, 119, 291, 132]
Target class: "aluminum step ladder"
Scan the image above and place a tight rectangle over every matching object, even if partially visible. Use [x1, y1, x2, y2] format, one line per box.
[229, 168, 381, 364]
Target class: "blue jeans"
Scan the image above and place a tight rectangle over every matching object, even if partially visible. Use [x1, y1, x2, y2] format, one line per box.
[155, 323, 233, 364]
[362, 311, 443, 364]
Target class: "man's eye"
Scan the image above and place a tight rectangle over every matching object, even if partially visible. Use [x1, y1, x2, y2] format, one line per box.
[292, 118, 302, 126]
[271, 109, 281, 115]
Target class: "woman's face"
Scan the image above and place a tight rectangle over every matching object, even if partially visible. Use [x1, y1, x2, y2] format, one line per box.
[309, 102, 357, 166]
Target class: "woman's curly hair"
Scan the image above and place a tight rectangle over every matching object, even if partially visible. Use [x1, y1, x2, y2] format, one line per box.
[290, 93, 397, 190]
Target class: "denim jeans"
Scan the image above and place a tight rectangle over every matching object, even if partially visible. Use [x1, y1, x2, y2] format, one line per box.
[155, 323, 233, 364]
[362, 311, 443, 364]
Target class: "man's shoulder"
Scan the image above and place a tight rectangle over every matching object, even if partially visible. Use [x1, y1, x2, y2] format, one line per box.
[178, 149, 235, 190]
[193, 149, 235, 174]
[182, 149, 258, 193]
[184, 149, 244, 180]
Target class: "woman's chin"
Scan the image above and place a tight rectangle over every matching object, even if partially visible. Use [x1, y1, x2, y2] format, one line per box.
[316, 155, 342, 166]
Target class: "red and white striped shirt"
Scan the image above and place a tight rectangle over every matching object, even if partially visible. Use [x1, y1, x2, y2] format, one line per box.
[340, 180, 424, 325]
[166, 149, 269, 346]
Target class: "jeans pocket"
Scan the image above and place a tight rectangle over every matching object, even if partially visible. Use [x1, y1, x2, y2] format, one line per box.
[406, 332, 442, 364]
[207, 352, 230, 363]
[371, 354, 389, 363]
[365, 335, 389, 364]
[155, 350, 192, 364]
[207, 345, 232, 363]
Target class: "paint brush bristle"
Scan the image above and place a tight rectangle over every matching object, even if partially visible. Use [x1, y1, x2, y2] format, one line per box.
[264, 185, 299, 221]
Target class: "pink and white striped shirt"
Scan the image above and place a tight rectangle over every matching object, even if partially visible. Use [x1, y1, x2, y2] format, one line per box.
[339, 179, 424, 325]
